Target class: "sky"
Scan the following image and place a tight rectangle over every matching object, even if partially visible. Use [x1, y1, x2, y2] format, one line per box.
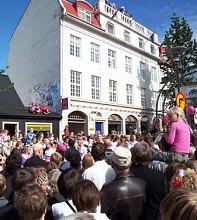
[0, 0, 197, 69]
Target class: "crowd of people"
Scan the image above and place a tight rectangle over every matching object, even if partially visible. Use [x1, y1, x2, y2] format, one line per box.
[0, 106, 197, 219]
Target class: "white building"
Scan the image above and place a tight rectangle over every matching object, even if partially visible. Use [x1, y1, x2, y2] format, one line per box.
[7, 0, 163, 136]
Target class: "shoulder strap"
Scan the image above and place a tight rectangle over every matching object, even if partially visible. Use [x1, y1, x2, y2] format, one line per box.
[65, 200, 76, 213]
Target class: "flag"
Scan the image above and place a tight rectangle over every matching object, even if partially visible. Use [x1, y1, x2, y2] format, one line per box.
[150, 32, 155, 43]
[159, 45, 166, 59]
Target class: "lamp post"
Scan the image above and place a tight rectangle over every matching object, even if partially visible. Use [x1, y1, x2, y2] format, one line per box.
[166, 46, 187, 93]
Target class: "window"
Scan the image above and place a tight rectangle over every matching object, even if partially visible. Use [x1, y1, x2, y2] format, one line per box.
[140, 62, 145, 79]
[150, 44, 155, 54]
[108, 49, 116, 69]
[124, 30, 130, 42]
[139, 38, 144, 49]
[152, 91, 157, 108]
[126, 84, 133, 105]
[91, 76, 101, 100]
[109, 80, 117, 102]
[70, 70, 81, 97]
[107, 23, 114, 35]
[91, 43, 100, 63]
[141, 88, 146, 107]
[125, 56, 132, 73]
[70, 35, 81, 57]
[151, 66, 157, 82]
[78, 7, 91, 23]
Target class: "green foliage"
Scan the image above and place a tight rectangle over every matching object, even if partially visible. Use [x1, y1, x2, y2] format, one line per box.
[159, 13, 197, 108]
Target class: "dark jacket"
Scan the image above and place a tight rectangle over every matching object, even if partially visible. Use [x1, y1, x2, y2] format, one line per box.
[101, 171, 146, 220]
[24, 154, 46, 167]
[130, 164, 166, 220]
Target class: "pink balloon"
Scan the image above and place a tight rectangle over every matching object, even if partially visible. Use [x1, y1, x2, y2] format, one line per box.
[187, 105, 195, 115]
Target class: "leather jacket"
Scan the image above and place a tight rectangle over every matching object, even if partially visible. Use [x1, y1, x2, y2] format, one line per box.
[101, 171, 146, 220]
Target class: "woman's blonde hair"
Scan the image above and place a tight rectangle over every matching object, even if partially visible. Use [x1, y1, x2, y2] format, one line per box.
[160, 188, 197, 220]
[167, 106, 187, 123]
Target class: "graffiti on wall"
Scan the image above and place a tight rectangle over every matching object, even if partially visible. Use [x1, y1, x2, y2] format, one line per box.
[27, 83, 60, 112]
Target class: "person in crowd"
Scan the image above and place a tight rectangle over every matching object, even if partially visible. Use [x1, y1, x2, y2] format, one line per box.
[1, 153, 22, 201]
[130, 134, 138, 148]
[0, 167, 37, 220]
[65, 139, 80, 162]
[62, 179, 109, 220]
[50, 152, 62, 169]
[186, 159, 197, 171]
[82, 143, 115, 190]
[24, 143, 46, 167]
[44, 161, 58, 173]
[77, 139, 87, 161]
[101, 146, 146, 220]
[104, 138, 113, 158]
[48, 169, 64, 206]
[14, 184, 48, 220]
[52, 168, 82, 220]
[27, 127, 34, 143]
[130, 142, 166, 220]
[160, 188, 197, 220]
[151, 107, 190, 163]
[164, 161, 187, 192]
[170, 168, 197, 193]
[44, 141, 56, 162]
[0, 174, 9, 207]
[82, 155, 94, 171]
[21, 144, 32, 166]
[20, 132, 28, 146]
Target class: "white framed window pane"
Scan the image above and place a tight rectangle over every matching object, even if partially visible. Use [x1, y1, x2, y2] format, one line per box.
[91, 43, 100, 63]
[140, 62, 145, 79]
[141, 88, 146, 107]
[151, 67, 157, 81]
[107, 23, 114, 35]
[70, 70, 81, 97]
[91, 75, 100, 100]
[124, 30, 130, 42]
[125, 56, 132, 73]
[139, 38, 144, 49]
[126, 84, 133, 104]
[108, 49, 116, 69]
[70, 35, 81, 57]
[109, 80, 117, 102]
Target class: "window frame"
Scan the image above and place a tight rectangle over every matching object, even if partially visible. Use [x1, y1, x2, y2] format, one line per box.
[91, 75, 101, 100]
[70, 35, 81, 57]
[109, 80, 117, 102]
[90, 42, 100, 64]
[125, 56, 132, 73]
[70, 70, 81, 97]
[126, 84, 133, 105]
[141, 87, 146, 107]
[139, 38, 144, 49]
[78, 7, 91, 23]
[108, 49, 116, 69]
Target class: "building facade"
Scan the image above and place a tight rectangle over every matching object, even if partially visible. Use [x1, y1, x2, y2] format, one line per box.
[7, 0, 163, 136]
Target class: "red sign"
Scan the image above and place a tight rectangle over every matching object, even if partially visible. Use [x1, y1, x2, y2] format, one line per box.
[62, 98, 68, 110]
[176, 92, 186, 109]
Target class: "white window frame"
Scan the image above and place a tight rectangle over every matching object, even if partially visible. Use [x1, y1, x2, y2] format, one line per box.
[70, 35, 81, 57]
[25, 122, 52, 134]
[125, 56, 132, 73]
[78, 7, 91, 23]
[91, 75, 101, 100]
[139, 38, 144, 49]
[91, 43, 100, 63]
[140, 62, 145, 80]
[70, 70, 81, 97]
[124, 30, 130, 42]
[107, 23, 114, 35]
[126, 84, 133, 105]
[151, 66, 157, 82]
[109, 80, 117, 102]
[152, 91, 157, 108]
[108, 49, 116, 69]
[2, 121, 19, 137]
[141, 88, 146, 107]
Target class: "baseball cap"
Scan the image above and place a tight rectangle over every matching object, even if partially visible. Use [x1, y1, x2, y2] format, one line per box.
[111, 146, 131, 167]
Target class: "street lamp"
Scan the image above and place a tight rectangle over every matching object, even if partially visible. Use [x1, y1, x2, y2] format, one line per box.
[166, 46, 187, 92]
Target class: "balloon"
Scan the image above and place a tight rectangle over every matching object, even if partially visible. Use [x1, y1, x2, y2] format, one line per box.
[162, 115, 169, 125]
[187, 105, 195, 115]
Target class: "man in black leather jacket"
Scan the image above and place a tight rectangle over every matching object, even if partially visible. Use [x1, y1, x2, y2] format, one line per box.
[101, 146, 146, 220]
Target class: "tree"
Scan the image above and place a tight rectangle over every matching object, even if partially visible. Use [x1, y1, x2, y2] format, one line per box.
[159, 13, 197, 108]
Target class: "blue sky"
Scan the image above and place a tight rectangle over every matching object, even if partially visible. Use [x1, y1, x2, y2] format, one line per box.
[0, 0, 197, 69]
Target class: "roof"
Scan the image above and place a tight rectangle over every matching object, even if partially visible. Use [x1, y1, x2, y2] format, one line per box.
[0, 75, 62, 120]
[59, 0, 101, 28]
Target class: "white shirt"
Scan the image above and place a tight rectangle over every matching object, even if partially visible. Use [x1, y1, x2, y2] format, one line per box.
[61, 211, 109, 220]
[52, 200, 77, 220]
[82, 160, 115, 190]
